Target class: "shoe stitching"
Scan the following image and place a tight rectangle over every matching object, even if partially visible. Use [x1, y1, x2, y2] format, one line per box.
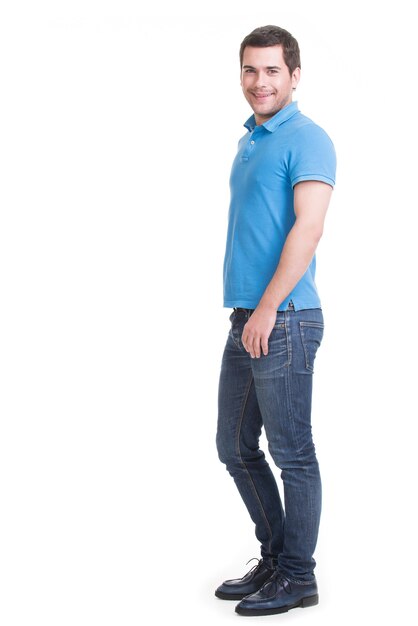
[258, 570, 293, 597]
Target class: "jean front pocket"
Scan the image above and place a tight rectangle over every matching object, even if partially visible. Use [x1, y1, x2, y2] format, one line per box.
[253, 323, 290, 377]
[299, 321, 324, 373]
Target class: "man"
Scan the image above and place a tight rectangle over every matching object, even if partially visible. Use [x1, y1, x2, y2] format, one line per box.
[215, 25, 336, 616]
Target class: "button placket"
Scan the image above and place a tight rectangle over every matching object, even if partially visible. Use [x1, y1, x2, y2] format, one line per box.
[241, 127, 260, 161]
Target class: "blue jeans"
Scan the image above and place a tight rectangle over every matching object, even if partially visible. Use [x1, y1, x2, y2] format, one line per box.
[216, 303, 324, 583]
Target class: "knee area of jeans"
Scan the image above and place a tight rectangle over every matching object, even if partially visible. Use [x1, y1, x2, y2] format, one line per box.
[269, 449, 319, 471]
[216, 447, 240, 468]
[217, 434, 264, 467]
[268, 437, 318, 462]
[216, 445, 252, 471]
[215, 436, 233, 465]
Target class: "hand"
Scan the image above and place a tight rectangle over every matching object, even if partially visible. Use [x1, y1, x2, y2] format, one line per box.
[242, 304, 278, 358]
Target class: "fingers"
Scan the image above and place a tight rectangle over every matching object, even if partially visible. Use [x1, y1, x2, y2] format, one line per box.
[242, 334, 267, 358]
[241, 314, 275, 358]
[261, 337, 269, 356]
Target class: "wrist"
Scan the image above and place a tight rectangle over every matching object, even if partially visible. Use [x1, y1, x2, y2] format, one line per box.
[257, 296, 279, 313]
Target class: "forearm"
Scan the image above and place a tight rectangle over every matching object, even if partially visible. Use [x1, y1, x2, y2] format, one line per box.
[258, 222, 322, 311]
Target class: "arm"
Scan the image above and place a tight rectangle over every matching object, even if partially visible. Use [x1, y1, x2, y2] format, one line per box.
[241, 180, 333, 358]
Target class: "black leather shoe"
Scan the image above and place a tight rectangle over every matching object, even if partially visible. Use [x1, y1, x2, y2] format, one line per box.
[235, 569, 319, 615]
[215, 558, 276, 601]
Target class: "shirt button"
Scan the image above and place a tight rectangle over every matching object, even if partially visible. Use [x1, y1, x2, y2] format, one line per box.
[250, 140, 255, 144]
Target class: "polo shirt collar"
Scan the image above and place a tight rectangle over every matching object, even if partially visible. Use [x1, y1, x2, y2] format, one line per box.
[243, 100, 300, 133]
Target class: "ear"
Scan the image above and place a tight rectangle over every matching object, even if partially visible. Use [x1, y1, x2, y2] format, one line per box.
[292, 67, 301, 90]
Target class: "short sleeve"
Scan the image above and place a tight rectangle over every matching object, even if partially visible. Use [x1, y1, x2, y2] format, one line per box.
[288, 123, 337, 188]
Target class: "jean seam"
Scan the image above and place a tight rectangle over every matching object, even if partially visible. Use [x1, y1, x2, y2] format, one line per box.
[284, 367, 301, 455]
[299, 321, 324, 372]
[235, 369, 273, 559]
[284, 310, 292, 367]
[284, 313, 304, 456]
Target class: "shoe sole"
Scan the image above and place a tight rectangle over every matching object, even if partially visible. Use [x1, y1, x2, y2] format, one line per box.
[215, 590, 250, 600]
[235, 593, 319, 615]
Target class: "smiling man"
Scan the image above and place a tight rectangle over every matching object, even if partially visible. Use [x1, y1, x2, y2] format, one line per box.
[215, 26, 336, 616]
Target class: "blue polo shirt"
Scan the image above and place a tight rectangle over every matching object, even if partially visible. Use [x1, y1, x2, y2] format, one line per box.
[222, 101, 336, 311]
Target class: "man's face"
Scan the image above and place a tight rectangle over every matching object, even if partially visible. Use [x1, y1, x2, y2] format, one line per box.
[240, 45, 300, 125]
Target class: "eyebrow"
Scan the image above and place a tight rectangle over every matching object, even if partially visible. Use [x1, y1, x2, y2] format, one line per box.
[242, 65, 282, 70]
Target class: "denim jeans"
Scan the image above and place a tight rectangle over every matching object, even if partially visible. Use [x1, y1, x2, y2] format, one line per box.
[216, 302, 324, 583]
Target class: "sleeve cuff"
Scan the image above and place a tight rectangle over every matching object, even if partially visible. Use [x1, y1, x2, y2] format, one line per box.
[292, 174, 335, 188]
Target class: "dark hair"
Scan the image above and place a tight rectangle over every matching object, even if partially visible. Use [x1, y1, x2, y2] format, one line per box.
[239, 25, 301, 74]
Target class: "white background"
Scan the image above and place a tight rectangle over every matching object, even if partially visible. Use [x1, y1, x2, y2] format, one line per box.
[1, 1, 417, 624]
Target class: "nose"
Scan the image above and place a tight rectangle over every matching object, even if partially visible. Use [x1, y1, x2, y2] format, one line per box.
[254, 71, 268, 87]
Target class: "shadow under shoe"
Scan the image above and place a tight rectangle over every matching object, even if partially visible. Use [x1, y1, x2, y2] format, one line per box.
[235, 569, 319, 615]
[215, 558, 277, 601]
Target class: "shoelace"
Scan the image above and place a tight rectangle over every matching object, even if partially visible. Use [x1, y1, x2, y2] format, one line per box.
[239, 557, 264, 579]
[258, 569, 293, 596]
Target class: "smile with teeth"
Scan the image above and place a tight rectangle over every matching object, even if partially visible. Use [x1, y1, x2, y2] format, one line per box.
[253, 92, 273, 99]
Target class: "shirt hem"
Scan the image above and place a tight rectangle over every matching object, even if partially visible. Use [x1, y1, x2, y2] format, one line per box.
[224, 299, 322, 312]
